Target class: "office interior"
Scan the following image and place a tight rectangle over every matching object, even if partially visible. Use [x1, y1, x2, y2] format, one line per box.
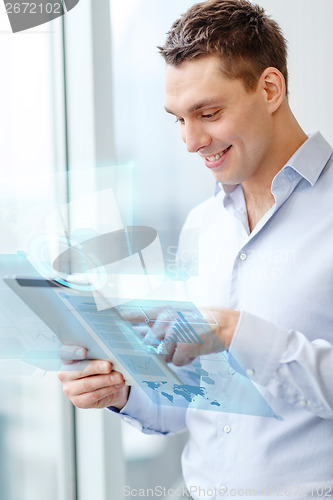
[0, 0, 332, 499]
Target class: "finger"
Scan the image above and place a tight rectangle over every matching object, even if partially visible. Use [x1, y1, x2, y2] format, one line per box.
[132, 325, 151, 339]
[59, 345, 88, 365]
[94, 393, 124, 409]
[114, 304, 152, 324]
[143, 329, 161, 347]
[63, 371, 124, 397]
[71, 383, 125, 409]
[140, 307, 164, 323]
[156, 339, 177, 363]
[171, 344, 198, 367]
[148, 311, 174, 343]
[171, 350, 191, 366]
[58, 359, 113, 382]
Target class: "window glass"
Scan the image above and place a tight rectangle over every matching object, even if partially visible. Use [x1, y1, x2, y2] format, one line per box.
[0, 11, 74, 500]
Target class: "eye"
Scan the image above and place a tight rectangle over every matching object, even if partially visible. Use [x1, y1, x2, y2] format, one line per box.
[201, 110, 221, 120]
[175, 117, 185, 125]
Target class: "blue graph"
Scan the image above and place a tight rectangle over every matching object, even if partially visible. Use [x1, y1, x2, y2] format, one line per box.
[167, 312, 205, 344]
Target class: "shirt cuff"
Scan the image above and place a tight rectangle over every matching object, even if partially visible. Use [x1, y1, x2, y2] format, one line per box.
[107, 406, 120, 413]
[228, 310, 290, 386]
[108, 385, 158, 432]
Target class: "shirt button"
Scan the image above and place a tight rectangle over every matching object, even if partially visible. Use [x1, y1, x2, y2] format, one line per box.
[229, 368, 235, 375]
[239, 253, 247, 261]
[220, 485, 228, 494]
[299, 399, 307, 407]
[223, 425, 231, 433]
[246, 368, 255, 377]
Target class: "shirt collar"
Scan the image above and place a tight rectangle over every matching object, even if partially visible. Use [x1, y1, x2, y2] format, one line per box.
[214, 131, 333, 197]
[281, 131, 333, 186]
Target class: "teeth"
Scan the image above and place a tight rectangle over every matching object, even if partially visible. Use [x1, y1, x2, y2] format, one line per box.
[206, 147, 230, 162]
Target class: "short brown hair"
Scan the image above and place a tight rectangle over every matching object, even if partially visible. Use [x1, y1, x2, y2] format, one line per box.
[158, 0, 288, 95]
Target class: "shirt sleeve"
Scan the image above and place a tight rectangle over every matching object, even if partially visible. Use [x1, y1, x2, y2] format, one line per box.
[229, 310, 333, 419]
[107, 384, 188, 435]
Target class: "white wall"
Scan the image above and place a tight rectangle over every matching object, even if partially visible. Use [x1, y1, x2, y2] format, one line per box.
[260, 0, 333, 142]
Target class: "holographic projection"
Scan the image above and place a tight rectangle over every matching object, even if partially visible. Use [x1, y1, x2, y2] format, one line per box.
[117, 300, 280, 419]
[0, 253, 62, 372]
[37, 185, 166, 310]
[0, 166, 279, 418]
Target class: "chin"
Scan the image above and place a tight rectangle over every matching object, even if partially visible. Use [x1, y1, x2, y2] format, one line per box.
[213, 173, 238, 186]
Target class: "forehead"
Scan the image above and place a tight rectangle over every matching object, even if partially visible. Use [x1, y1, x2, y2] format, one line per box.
[165, 54, 243, 115]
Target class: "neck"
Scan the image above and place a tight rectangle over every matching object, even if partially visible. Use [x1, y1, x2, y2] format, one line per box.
[242, 101, 308, 201]
[241, 101, 308, 232]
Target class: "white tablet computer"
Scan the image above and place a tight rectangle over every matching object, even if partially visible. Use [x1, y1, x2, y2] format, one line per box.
[4, 276, 184, 386]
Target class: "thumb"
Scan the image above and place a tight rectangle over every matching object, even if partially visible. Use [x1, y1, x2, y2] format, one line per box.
[59, 345, 87, 365]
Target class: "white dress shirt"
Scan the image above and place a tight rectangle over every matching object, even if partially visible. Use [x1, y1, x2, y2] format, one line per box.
[111, 132, 333, 499]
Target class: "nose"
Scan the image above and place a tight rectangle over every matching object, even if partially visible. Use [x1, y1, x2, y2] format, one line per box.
[181, 121, 211, 153]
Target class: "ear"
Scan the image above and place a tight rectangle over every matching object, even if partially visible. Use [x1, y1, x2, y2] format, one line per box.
[259, 67, 286, 113]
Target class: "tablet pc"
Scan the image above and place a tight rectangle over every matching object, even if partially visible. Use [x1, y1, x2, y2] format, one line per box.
[4, 276, 184, 386]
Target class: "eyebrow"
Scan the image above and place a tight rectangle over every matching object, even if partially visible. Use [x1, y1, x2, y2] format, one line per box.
[165, 98, 221, 116]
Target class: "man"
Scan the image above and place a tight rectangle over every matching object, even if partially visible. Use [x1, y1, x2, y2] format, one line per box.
[58, 1, 333, 498]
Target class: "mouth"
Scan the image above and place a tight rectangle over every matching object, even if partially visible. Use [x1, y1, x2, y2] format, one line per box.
[202, 146, 232, 170]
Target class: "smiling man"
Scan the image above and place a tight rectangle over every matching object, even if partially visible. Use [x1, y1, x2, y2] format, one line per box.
[58, 1, 333, 499]
[164, 54, 306, 198]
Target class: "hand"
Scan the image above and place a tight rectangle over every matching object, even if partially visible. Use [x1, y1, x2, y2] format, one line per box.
[204, 307, 240, 348]
[57, 346, 129, 410]
[145, 307, 240, 366]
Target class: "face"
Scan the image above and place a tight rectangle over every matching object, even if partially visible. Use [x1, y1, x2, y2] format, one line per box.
[165, 55, 275, 188]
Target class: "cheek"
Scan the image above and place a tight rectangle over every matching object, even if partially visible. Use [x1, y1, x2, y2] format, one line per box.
[246, 103, 270, 136]
[211, 118, 240, 142]
[224, 113, 266, 150]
